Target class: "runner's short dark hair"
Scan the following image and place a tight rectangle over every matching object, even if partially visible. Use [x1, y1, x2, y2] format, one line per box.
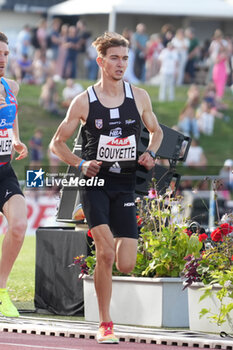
[0, 32, 8, 45]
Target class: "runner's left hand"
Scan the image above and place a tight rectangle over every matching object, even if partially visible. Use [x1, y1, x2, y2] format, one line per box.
[138, 152, 155, 171]
[13, 141, 28, 160]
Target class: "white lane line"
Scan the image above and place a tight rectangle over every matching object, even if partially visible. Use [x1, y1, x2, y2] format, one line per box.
[0, 343, 83, 350]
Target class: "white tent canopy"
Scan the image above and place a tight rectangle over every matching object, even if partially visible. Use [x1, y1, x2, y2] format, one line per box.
[48, 0, 233, 31]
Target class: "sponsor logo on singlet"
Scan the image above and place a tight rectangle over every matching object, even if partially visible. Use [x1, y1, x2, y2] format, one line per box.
[109, 127, 122, 137]
[125, 119, 136, 125]
[109, 121, 121, 126]
[0, 128, 8, 137]
[96, 134, 136, 162]
[95, 119, 103, 129]
[109, 161, 121, 174]
[0, 119, 14, 127]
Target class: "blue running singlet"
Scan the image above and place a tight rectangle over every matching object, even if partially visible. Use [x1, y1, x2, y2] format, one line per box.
[0, 77, 18, 165]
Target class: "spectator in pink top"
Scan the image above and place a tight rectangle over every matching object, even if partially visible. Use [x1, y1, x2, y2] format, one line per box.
[212, 46, 228, 101]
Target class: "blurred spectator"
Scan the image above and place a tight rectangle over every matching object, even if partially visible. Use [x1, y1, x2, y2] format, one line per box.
[207, 29, 228, 83]
[39, 77, 59, 115]
[203, 82, 217, 107]
[178, 84, 200, 138]
[212, 46, 229, 101]
[158, 42, 178, 102]
[171, 28, 189, 85]
[196, 100, 214, 136]
[132, 23, 148, 82]
[203, 82, 225, 113]
[29, 129, 43, 167]
[226, 35, 233, 86]
[219, 159, 233, 192]
[13, 53, 33, 84]
[200, 39, 211, 63]
[146, 33, 163, 81]
[36, 18, 48, 56]
[15, 25, 32, 59]
[62, 79, 84, 108]
[62, 25, 79, 79]
[31, 26, 40, 53]
[185, 139, 207, 168]
[48, 18, 62, 62]
[56, 23, 69, 78]
[184, 27, 200, 83]
[32, 51, 50, 85]
[160, 24, 175, 47]
[122, 28, 139, 84]
[76, 20, 91, 79]
[202, 83, 230, 123]
[162, 30, 174, 49]
[85, 36, 99, 81]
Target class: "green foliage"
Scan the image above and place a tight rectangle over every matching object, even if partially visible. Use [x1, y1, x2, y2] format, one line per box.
[85, 252, 96, 277]
[197, 237, 233, 285]
[183, 215, 233, 327]
[133, 190, 202, 277]
[199, 268, 233, 326]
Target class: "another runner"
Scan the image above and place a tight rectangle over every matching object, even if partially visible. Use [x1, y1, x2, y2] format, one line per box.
[0, 31, 28, 317]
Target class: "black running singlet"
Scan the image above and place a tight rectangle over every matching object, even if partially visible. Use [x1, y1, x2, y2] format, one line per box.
[81, 81, 141, 177]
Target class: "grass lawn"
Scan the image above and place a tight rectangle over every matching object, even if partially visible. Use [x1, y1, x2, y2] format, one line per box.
[0, 235, 35, 309]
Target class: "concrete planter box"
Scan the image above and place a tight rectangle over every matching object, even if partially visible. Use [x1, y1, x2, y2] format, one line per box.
[83, 276, 189, 327]
[188, 282, 233, 334]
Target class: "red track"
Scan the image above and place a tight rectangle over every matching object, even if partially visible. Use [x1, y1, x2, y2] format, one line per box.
[0, 332, 212, 350]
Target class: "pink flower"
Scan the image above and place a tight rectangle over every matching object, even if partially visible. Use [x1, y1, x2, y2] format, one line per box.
[148, 188, 157, 199]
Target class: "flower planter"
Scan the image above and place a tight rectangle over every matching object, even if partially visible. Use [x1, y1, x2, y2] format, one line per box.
[83, 276, 189, 327]
[187, 282, 233, 334]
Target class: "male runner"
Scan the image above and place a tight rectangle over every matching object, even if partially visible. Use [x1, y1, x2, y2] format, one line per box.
[50, 32, 163, 344]
[0, 32, 28, 317]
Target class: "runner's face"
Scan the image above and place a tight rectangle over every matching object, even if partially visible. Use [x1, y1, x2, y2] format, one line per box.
[0, 41, 9, 77]
[101, 46, 128, 81]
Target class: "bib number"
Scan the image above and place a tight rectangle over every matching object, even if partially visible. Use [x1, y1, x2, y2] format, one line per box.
[97, 135, 136, 162]
[0, 128, 13, 156]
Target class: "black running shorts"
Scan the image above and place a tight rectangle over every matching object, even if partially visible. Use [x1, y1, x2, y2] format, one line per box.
[80, 188, 138, 239]
[0, 162, 24, 213]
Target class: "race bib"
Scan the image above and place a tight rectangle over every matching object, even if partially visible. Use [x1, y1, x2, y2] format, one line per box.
[97, 135, 136, 162]
[0, 128, 13, 156]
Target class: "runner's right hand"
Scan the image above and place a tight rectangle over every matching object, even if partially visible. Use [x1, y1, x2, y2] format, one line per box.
[81, 160, 102, 177]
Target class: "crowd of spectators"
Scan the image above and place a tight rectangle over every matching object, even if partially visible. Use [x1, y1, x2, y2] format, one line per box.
[8, 19, 233, 91]
[9, 18, 98, 85]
